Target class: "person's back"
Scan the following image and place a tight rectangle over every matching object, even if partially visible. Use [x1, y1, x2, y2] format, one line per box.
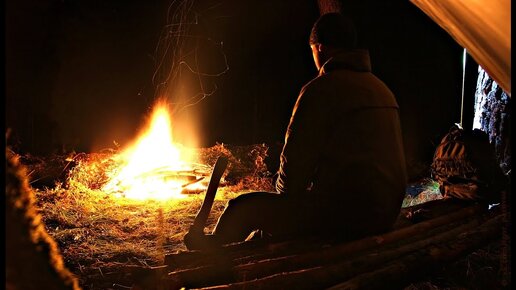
[308, 50, 407, 235]
[275, 14, 407, 237]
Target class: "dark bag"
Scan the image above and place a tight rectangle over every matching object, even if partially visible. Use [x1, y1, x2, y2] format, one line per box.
[430, 125, 507, 202]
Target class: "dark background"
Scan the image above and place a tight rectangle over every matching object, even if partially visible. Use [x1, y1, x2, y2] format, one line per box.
[5, 0, 464, 179]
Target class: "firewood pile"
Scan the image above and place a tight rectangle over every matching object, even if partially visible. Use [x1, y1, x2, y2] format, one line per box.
[129, 199, 504, 290]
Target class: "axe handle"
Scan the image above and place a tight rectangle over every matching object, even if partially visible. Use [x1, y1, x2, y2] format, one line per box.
[191, 156, 228, 232]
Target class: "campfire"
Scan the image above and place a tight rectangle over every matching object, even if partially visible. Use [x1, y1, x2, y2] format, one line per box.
[21, 111, 274, 289]
[101, 101, 211, 201]
[50, 99, 276, 206]
[15, 104, 442, 289]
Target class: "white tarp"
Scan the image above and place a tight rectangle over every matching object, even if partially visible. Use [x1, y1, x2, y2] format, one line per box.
[410, 0, 511, 96]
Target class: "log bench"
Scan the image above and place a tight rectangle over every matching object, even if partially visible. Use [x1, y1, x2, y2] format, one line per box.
[133, 198, 505, 290]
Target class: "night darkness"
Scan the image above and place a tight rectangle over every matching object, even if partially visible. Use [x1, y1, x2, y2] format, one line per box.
[6, 0, 463, 179]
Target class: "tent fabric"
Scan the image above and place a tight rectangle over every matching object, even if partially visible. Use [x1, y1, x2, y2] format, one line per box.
[410, 0, 511, 96]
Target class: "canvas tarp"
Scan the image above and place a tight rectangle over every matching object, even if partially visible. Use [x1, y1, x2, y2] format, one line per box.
[410, 0, 511, 96]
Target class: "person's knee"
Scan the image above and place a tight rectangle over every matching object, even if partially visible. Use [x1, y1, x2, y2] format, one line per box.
[226, 197, 238, 207]
[225, 194, 250, 211]
[227, 191, 277, 208]
[217, 192, 280, 228]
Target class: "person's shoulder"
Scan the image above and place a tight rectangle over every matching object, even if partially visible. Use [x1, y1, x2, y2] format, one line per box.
[300, 73, 334, 95]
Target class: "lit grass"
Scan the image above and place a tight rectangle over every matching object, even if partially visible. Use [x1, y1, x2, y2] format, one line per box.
[35, 181, 258, 288]
[35, 172, 261, 265]
[32, 146, 443, 288]
[32, 145, 273, 288]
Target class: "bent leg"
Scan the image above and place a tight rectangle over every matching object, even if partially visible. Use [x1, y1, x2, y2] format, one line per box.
[212, 192, 295, 244]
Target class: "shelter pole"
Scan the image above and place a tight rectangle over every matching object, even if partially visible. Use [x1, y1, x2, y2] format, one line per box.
[460, 48, 467, 128]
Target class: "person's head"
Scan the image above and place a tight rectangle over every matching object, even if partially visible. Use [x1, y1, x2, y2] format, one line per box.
[309, 13, 357, 70]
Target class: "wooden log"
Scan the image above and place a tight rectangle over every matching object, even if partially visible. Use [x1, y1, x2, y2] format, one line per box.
[326, 214, 504, 290]
[164, 203, 486, 289]
[166, 239, 267, 269]
[165, 200, 485, 271]
[230, 207, 489, 282]
[233, 202, 486, 266]
[167, 208, 496, 289]
[166, 216, 475, 289]
[166, 203, 484, 270]
[165, 236, 325, 270]
[198, 212, 500, 289]
[394, 198, 485, 227]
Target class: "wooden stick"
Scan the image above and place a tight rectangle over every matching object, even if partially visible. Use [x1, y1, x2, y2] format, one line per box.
[181, 177, 205, 188]
[190, 156, 228, 233]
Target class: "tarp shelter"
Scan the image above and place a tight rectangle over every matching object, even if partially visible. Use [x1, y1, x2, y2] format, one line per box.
[410, 0, 511, 96]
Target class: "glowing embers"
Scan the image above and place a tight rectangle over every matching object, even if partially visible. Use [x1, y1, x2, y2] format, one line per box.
[102, 102, 208, 200]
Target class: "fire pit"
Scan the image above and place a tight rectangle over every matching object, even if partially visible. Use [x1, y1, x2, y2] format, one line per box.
[24, 101, 274, 289]
[98, 102, 213, 200]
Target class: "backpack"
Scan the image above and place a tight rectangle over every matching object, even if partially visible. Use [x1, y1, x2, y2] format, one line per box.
[430, 125, 507, 203]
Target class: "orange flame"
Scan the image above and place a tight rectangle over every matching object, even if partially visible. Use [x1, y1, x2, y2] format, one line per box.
[103, 102, 203, 200]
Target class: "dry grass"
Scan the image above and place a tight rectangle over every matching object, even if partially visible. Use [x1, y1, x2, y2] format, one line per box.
[28, 145, 445, 289]
[31, 144, 273, 289]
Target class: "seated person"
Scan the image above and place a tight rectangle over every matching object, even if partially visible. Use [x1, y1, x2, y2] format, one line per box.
[185, 13, 408, 250]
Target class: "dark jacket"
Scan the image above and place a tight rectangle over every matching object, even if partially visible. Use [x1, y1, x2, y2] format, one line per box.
[276, 49, 408, 234]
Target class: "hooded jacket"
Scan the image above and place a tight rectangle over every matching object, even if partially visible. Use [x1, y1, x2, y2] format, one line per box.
[276, 49, 408, 233]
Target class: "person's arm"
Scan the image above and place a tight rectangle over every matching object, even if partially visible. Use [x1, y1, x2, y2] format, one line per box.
[275, 83, 333, 195]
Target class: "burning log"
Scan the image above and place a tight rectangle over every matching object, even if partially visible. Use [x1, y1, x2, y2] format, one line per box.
[163, 201, 497, 289]
[181, 177, 205, 188]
